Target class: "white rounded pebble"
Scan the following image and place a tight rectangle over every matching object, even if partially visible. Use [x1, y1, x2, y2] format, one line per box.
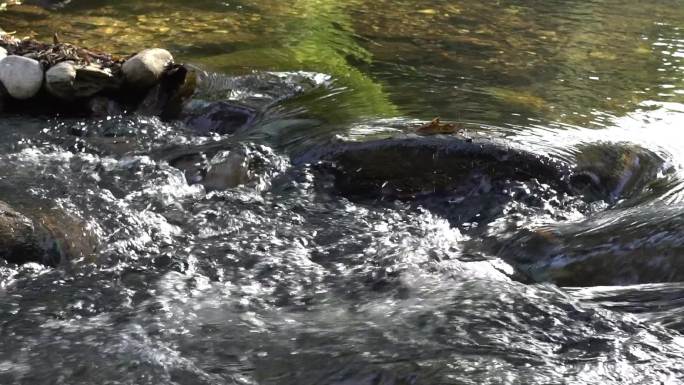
[122, 48, 173, 87]
[0, 55, 44, 100]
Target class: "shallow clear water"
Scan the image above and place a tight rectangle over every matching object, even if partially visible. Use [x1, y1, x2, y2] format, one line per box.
[0, 1, 684, 384]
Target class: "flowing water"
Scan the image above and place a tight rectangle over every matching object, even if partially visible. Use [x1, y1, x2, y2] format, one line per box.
[1, 1, 684, 384]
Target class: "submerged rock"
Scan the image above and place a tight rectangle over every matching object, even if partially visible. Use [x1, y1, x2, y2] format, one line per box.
[122, 48, 173, 87]
[182, 100, 257, 135]
[203, 146, 279, 191]
[156, 142, 285, 191]
[88, 95, 122, 117]
[570, 142, 668, 202]
[0, 55, 44, 100]
[203, 150, 252, 190]
[298, 135, 606, 236]
[0, 200, 96, 266]
[497, 204, 684, 286]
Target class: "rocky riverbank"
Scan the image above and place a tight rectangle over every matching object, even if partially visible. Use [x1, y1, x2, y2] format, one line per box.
[0, 32, 195, 118]
[0, 32, 195, 266]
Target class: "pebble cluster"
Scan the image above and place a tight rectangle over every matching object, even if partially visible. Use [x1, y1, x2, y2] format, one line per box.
[0, 36, 175, 104]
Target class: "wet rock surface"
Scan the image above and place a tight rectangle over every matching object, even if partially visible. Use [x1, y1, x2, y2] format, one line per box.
[301, 136, 578, 200]
[297, 136, 598, 235]
[498, 204, 684, 286]
[156, 141, 286, 191]
[570, 142, 669, 203]
[0, 200, 96, 266]
[0, 200, 49, 265]
[181, 100, 258, 135]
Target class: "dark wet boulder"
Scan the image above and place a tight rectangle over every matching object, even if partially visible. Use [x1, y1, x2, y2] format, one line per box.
[299, 136, 578, 200]
[570, 142, 669, 203]
[295, 136, 601, 233]
[0, 200, 49, 265]
[497, 204, 684, 286]
[137, 63, 197, 120]
[0, 200, 97, 266]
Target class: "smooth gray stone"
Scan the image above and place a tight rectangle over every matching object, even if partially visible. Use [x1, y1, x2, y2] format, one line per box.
[0, 55, 44, 100]
[122, 48, 173, 87]
[46, 61, 117, 100]
[45, 61, 77, 99]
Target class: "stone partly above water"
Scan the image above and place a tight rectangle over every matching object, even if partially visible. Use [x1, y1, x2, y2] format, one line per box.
[0, 34, 195, 118]
[300, 136, 667, 209]
[0, 199, 97, 266]
[295, 135, 596, 245]
[45, 61, 117, 100]
[155, 141, 286, 192]
[300, 135, 579, 200]
[300, 136, 674, 286]
[500, 204, 684, 286]
[44, 60, 77, 98]
[0, 200, 48, 265]
[122, 48, 173, 88]
[571, 142, 669, 203]
[0, 55, 44, 99]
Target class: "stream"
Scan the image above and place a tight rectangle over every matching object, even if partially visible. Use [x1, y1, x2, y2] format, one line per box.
[1, 0, 684, 384]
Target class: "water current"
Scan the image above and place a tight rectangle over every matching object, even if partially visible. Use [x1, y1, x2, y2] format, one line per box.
[0, 0, 684, 384]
